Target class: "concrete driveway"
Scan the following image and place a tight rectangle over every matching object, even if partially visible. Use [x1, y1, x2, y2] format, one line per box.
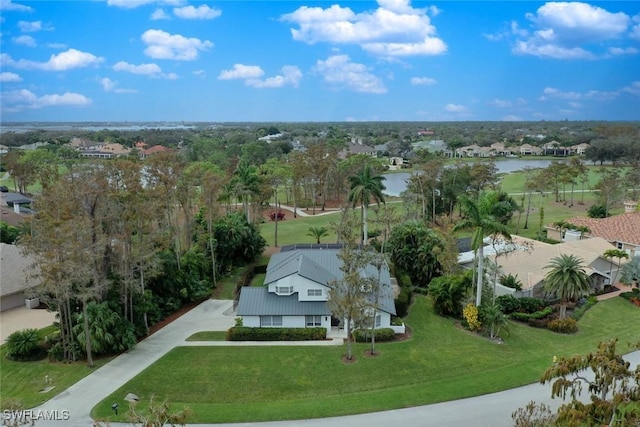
[0, 306, 56, 342]
[18, 298, 640, 427]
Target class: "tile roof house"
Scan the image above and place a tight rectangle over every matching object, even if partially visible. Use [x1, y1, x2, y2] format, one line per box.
[140, 145, 171, 159]
[236, 248, 397, 333]
[338, 138, 377, 159]
[0, 243, 38, 311]
[545, 207, 640, 258]
[488, 236, 620, 298]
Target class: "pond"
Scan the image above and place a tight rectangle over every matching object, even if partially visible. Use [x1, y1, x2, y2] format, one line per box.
[383, 158, 556, 197]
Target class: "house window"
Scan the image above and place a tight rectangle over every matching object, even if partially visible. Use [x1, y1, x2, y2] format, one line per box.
[260, 315, 283, 327]
[617, 242, 623, 249]
[375, 315, 381, 328]
[305, 315, 322, 327]
[275, 286, 293, 295]
[307, 289, 322, 297]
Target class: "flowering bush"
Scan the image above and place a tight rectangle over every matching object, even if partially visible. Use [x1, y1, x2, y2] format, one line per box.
[463, 303, 482, 331]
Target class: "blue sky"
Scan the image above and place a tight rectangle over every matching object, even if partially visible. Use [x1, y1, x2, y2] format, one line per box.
[1, 0, 639, 122]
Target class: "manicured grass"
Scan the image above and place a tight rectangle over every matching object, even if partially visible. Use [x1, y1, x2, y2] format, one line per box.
[250, 273, 266, 286]
[260, 213, 339, 248]
[91, 296, 639, 423]
[0, 327, 112, 409]
[185, 331, 228, 341]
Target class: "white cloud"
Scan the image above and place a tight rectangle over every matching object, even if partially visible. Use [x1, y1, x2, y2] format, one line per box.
[444, 103, 468, 113]
[151, 8, 170, 20]
[218, 64, 264, 80]
[113, 61, 161, 75]
[281, 0, 447, 57]
[107, 0, 184, 9]
[312, 55, 386, 94]
[18, 20, 42, 32]
[141, 29, 213, 60]
[513, 40, 594, 59]
[1, 49, 103, 70]
[113, 61, 177, 79]
[608, 46, 638, 55]
[173, 5, 221, 20]
[410, 76, 436, 85]
[502, 115, 522, 121]
[489, 99, 512, 108]
[540, 86, 618, 101]
[631, 23, 640, 41]
[0, 0, 33, 12]
[100, 77, 137, 93]
[247, 66, 302, 88]
[13, 35, 35, 46]
[0, 72, 22, 82]
[1, 89, 91, 112]
[513, 2, 633, 59]
[193, 70, 206, 77]
[622, 81, 640, 96]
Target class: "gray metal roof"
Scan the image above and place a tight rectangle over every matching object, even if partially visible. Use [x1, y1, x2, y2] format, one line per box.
[2, 192, 33, 205]
[249, 248, 396, 316]
[236, 287, 331, 316]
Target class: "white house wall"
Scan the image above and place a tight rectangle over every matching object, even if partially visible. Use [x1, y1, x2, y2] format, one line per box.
[241, 315, 331, 331]
[242, 316, 260, 327]
[267, 274, 328, 302]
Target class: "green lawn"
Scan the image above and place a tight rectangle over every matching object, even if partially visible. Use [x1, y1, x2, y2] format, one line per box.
[185, 331, 228, 341]
[0, 327, 113, 409]
[91, 296, 640, 424]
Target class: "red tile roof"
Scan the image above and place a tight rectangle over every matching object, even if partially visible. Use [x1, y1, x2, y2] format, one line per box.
[558, 212, 640, 246]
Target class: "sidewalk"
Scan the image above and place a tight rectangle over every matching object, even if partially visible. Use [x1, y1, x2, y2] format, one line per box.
[596, 283, 635, 301]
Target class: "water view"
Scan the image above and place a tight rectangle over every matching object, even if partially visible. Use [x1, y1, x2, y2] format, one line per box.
[383, 158, 556, 197]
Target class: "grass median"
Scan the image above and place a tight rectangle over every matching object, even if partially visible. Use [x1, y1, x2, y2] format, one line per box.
[91, 296, 639, 424]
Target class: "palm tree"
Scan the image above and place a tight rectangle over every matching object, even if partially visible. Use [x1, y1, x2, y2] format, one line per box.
[348, 165, 386, 246]
[453, 194, 511, 307]
[307, 226, 329, 244]
[234, 161, 260, 223]
[544, 254, 592, 319]
[481, 302, 509, 340]
[603, 249, 629, 286]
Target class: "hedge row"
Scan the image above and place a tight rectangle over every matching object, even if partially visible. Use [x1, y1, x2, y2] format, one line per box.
[510, 306, 554, 321]
[226, 326, 326, 341]
[353, 328, 396, 343]
[570, 296, 598, 321]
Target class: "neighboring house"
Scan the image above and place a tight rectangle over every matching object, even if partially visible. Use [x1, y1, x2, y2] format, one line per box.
[388, 157, 407, 171]
[518, 144, 542, 155]
[236, 247, 397, 334]
[545, 203, 640, 257]
[0, 243, 38, 312]
[571, 143, 590, 155]
[412, 140, 454, 158]
[338, 138, 377, 159]
[140, 145, 171, 159]
[485, 236, 621, 299]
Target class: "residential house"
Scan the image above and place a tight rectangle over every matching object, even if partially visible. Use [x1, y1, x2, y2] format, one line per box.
[140, 145, 171, 159]
[388, 157, 408, 171]
[545, 203, 640, 258]
[485, 236, 620, 298]
[518, 144, 542, 156]
[412, 140, 454, 158]
[236, 247, 398, 334]
[338, 138, 377, 159]
[571, 143, 590, 155]
[542, 141, 571, 156]
[0, 243, 38, 311]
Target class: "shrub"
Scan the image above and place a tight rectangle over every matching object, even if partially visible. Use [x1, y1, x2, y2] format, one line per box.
[518, 297, 546, 314]
[571, 298, 598, 320]
[511, 306, 554, 322]
[495, 295, 521, 314]
[353, 328, 396, 343]
[6, 329, 46, 361]
[547, 318, 578, 334]
[268, 210, 286, 221]
[587, 204, 608, 218]
[463, 303, 481, 331]
[394, 286, 412, 318]
[227, 327, 326, 341]
[499, 274, 523, 291]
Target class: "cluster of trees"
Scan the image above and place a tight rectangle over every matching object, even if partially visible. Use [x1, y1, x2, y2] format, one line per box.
[16, 153, 265, 365]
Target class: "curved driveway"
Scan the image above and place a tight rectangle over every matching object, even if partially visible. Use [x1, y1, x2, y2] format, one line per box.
[29, 299, 640, 427]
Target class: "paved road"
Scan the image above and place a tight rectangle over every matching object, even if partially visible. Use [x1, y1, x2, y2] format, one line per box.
[20, 298, 640, 427]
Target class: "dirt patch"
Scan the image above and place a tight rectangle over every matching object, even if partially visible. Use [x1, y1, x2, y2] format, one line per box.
[341, 355, 357, 364]
[393, 325, 412, 342]
[363, 349, 380, 358]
